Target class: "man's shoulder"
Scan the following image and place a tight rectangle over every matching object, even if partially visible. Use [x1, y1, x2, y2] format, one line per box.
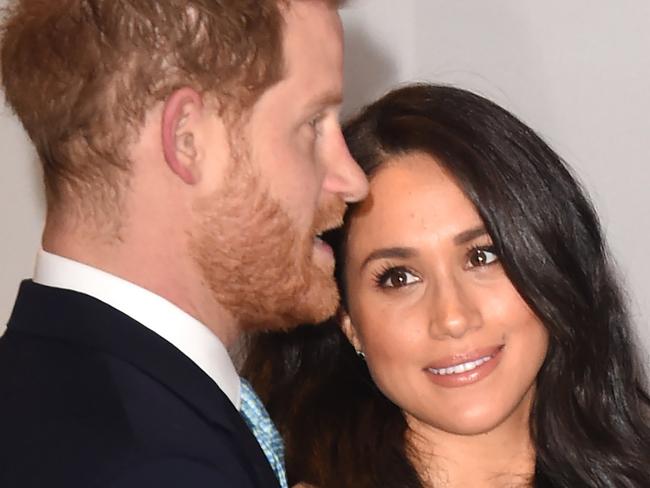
[0, 326, 237, 442]
[0, 328, 151, 456]
[0, 331, 264, 487]
[0, 452, 262, 488]
[0, 283, 277, 487]
[104, 457, 255, 488]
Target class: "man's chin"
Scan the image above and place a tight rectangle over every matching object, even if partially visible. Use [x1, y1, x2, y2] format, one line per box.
[243, 277, 340, 332]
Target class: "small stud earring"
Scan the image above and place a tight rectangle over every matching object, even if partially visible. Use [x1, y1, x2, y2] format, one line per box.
[356, 350, 366, 360]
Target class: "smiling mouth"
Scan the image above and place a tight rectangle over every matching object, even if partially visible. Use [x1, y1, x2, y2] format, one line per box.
[427, 345, 504, 376]
[429, 355, 494, 375]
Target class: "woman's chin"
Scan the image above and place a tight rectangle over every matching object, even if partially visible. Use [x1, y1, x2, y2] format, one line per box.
[409, 402, 526, 438]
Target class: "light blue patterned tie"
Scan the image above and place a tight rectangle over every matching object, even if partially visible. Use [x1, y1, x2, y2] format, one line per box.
[239, 378, 289, 488]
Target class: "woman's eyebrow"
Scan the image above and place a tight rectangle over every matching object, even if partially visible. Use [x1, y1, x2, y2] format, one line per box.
[359, 226, 487, 270]
[453, 225, 487, 245]
[360, 247, 417, 270]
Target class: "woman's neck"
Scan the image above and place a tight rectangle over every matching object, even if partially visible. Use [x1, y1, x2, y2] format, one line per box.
[407, 395, 536, 487]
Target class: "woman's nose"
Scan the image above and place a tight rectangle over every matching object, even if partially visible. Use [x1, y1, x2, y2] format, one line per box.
[427, 277, 482, 340]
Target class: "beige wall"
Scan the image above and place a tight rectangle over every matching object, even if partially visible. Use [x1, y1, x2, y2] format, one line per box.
[1, 0, 648, 365]
[0, 97, 43, 326]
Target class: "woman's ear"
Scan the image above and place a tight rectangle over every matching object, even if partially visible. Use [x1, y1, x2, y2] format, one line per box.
[340, 312, 362, 352]
[161, 87, 204, 185]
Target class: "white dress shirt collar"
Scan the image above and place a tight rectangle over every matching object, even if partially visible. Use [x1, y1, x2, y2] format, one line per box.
[33, 249, 241, 409]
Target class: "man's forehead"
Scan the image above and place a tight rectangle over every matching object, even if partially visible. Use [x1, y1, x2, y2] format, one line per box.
[281, 0, 343, 44]
[277, 2, 344, 103]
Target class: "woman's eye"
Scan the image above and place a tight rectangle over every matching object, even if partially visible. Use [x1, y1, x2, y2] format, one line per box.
[467, 247, 499, 268]
[376, 267, 420, 288]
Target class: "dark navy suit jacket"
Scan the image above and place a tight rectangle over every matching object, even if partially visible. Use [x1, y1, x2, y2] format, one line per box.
[0, 280, 280, 488]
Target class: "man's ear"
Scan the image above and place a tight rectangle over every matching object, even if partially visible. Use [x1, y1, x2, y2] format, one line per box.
[162, 87, 204, 185]
[340, 312, 362, 352]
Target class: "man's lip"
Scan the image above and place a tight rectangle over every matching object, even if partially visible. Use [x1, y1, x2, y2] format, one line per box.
[425, 345, 504, 370]
[315, 222, 343, 238]
[313, 236, 334, 259]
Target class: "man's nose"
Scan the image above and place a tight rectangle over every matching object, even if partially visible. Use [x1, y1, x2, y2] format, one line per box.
[321, 130, 369, 203]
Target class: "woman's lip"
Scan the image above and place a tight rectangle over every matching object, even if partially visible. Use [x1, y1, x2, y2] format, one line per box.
[425, 345, 504, 370]
[425, 345, 504, 388]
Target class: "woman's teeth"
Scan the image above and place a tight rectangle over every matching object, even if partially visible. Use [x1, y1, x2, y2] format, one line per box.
[428, 354, 494, 376]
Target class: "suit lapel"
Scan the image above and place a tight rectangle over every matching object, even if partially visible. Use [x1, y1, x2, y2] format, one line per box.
[7, 280, 280, 488]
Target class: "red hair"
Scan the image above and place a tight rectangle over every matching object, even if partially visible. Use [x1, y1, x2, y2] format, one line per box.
[1, 0, 341, 217]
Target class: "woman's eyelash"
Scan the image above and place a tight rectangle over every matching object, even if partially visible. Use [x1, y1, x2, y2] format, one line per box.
[371, 265, 418, 288]
[372, 264, 391, 286]
[466, 243, 499, 267]
[467, 243, 495, 253]
[370, 245, 498, 288]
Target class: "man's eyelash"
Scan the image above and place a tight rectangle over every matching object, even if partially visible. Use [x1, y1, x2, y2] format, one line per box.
[309, 113, 325, 128]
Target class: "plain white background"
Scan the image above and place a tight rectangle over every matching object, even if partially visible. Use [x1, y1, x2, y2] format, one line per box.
[1, 0, 648, 365]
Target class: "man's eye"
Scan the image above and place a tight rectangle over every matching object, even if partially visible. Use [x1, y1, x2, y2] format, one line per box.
[308, 113, 325, 133]
[374, 266, 420, 288]
[467, 247, 499, 268]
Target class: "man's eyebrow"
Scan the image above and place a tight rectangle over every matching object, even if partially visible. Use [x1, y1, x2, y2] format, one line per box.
[453, 226, 488, 245]
[305, 90, 343, 113]
[360, 247, 417, 270]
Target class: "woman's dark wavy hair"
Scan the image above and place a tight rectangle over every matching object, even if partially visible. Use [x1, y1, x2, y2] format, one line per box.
[243, 84, 650, 487]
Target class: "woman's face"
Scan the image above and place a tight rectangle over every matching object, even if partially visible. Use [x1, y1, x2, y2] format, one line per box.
[342, 152, 548, 436]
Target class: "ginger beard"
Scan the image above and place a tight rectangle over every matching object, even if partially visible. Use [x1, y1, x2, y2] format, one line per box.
[189, 151, 345, 331]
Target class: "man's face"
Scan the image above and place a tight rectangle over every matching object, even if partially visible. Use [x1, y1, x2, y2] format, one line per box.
[243, 1, 368, 242]
[190, 1, 368, 330]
